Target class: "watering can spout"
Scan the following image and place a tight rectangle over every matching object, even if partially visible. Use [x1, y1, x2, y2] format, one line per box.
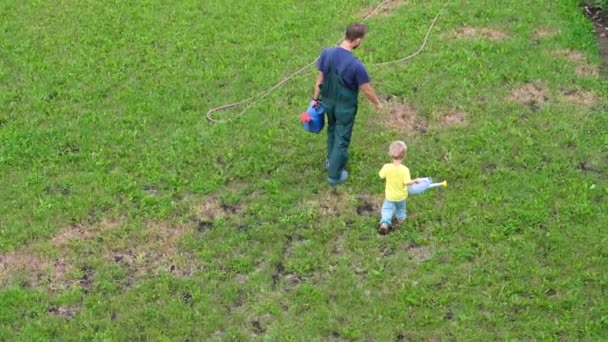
[407, 177, 448, 195]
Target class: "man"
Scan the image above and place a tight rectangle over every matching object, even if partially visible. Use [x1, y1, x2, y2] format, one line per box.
[312, 22, 383, 187]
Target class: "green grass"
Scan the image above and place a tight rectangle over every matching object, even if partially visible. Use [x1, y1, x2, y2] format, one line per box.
[1, 0, 607, 340]
[591, 0, 608, 11]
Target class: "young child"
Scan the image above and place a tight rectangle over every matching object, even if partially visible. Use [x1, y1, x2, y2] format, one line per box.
[378, 141, 420, 235]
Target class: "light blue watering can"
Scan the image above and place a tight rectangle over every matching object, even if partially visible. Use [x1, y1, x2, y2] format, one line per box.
[408, 177, 447, 195]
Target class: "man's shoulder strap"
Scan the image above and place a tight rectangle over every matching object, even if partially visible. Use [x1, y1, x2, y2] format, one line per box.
[339, 56, 358, 78]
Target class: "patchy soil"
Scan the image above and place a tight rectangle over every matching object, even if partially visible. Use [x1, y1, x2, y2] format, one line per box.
[195, 196, 243, 221]
[108, 222, 197, 280]
[404, 243, 433, 263]
[451, 26, 509, 40]
[304, 190, 351, 217]
[0, 251, 73, 289]
[440, 111, 468, 127]
[3, 215, 197, 292]
[578, 160, 600, 173]
[52, 218, 123, 247]
[553, 49, 586, 62]
[378, 96, 428, 134]
[534, 27, 559, 39]
[361, 0, 407, 18]
[560, 87, 598, 106]
[271, 262, 304, 292]
[575, 64, 600, 77]
[48, 305, 77, 320]
[584, 4, 608, 75]
[509, 82, 550, 110]
[356, 194, 381, 216]
[331, 235, 347, 256]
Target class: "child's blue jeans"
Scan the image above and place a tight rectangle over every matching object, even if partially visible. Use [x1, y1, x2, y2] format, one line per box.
[380, 199, 407, 226]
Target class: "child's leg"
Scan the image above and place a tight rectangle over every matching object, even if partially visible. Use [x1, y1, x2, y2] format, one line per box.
[395, 200, 407, 223]
[380, 200, 396, 227]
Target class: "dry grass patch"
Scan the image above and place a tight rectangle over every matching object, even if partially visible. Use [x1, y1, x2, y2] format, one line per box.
[405, 244, 433, 263]
[195, 196, 244, 221]
[331, 234, 348, 256]
[378, 96, 428, 134]
[0, 251, 73, 289]
[356, 194, 381, 216]
[534, 27, 559, 39]
[107, 222, 198, 280]
[575, 64, 600, 77]
[553, 49, 586, 62]
[1, 218, 125, 290]
[361, 0, 407, 18]
[561, 88, 597, 106]
[52, 218, 122, 247]
[440, 111, 468, 127]
[509, 82, 550, 109]
[451, 26, 509, 40]
[47, 306, 78, 320]
[303, 190, 351, 217]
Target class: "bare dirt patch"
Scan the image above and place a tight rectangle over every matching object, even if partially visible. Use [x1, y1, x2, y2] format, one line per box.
[0, 251, 73, 289]
[195, 196, 243, 221]
[553, 49, 586, 62]
[52, 226, 98, 246]
[331, 234, 347, 256]
[361, 0, 407, 18]
[561, 88, 597, 106]
[534, 27, 559, 39]
[356, 194, 381, 216]
[405, 244, 433, 263]
[509, 82, 550, 110]
[52, 217, 123, 247]
[584, 4, 608, 75]
[451, 26, 509, 40]
[48, 305, 78, 320]
[271, 262, 304, 292]
[575, 64, 600, 77]
[108, 222, 197, 280]
[303, 190, 351, 217]
[378, 96, 428, 134]
[440, 111, 468, 127]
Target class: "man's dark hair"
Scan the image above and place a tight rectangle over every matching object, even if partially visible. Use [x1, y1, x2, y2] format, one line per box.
[345, 23, 368, 41]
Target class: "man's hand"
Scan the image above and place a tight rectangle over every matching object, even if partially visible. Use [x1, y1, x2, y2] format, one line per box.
[311, 99, 321, 108]
[360, 83, 382, 112]
[413, 178, 421, 184]
[374, 101, 383, 112]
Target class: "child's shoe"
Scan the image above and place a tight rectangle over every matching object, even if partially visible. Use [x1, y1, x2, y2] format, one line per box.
[378, 223, 390, 235]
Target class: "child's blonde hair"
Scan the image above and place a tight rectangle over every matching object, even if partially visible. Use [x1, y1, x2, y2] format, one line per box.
[388, 140, 407, 160]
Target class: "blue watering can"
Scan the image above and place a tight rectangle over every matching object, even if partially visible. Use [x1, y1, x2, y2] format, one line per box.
[300, 102, 326, 134]
[408, 177, 447, 195]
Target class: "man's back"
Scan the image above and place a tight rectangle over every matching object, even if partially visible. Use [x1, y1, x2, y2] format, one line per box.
[317, 47, 370, 90]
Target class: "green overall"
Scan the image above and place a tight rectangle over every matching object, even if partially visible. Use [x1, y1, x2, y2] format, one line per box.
[320, 50, 359, 182]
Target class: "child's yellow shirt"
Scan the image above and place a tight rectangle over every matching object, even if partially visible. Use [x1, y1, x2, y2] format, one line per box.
[379, 163, 411, 202]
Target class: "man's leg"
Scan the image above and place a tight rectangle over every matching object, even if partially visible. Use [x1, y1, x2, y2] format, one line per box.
[325, 101, 336, 167]
[327, 104, 357, 181]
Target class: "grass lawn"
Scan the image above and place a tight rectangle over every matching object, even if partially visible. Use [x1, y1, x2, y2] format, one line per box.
[1, 0, 607, 340]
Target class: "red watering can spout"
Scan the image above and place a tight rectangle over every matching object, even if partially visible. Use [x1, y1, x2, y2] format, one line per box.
[300, 112, 312, 123]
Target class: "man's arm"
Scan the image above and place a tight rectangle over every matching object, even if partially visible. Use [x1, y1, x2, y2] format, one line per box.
[311, 71, 324, 107]
[359, 83, 383, 111]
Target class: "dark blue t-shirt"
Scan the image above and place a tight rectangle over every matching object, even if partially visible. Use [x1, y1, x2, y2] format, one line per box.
[317, 47, 370, 90]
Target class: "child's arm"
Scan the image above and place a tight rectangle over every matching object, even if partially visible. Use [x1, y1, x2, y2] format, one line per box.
[379, 165, 387, 179]
[405, 178, 422, 186]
